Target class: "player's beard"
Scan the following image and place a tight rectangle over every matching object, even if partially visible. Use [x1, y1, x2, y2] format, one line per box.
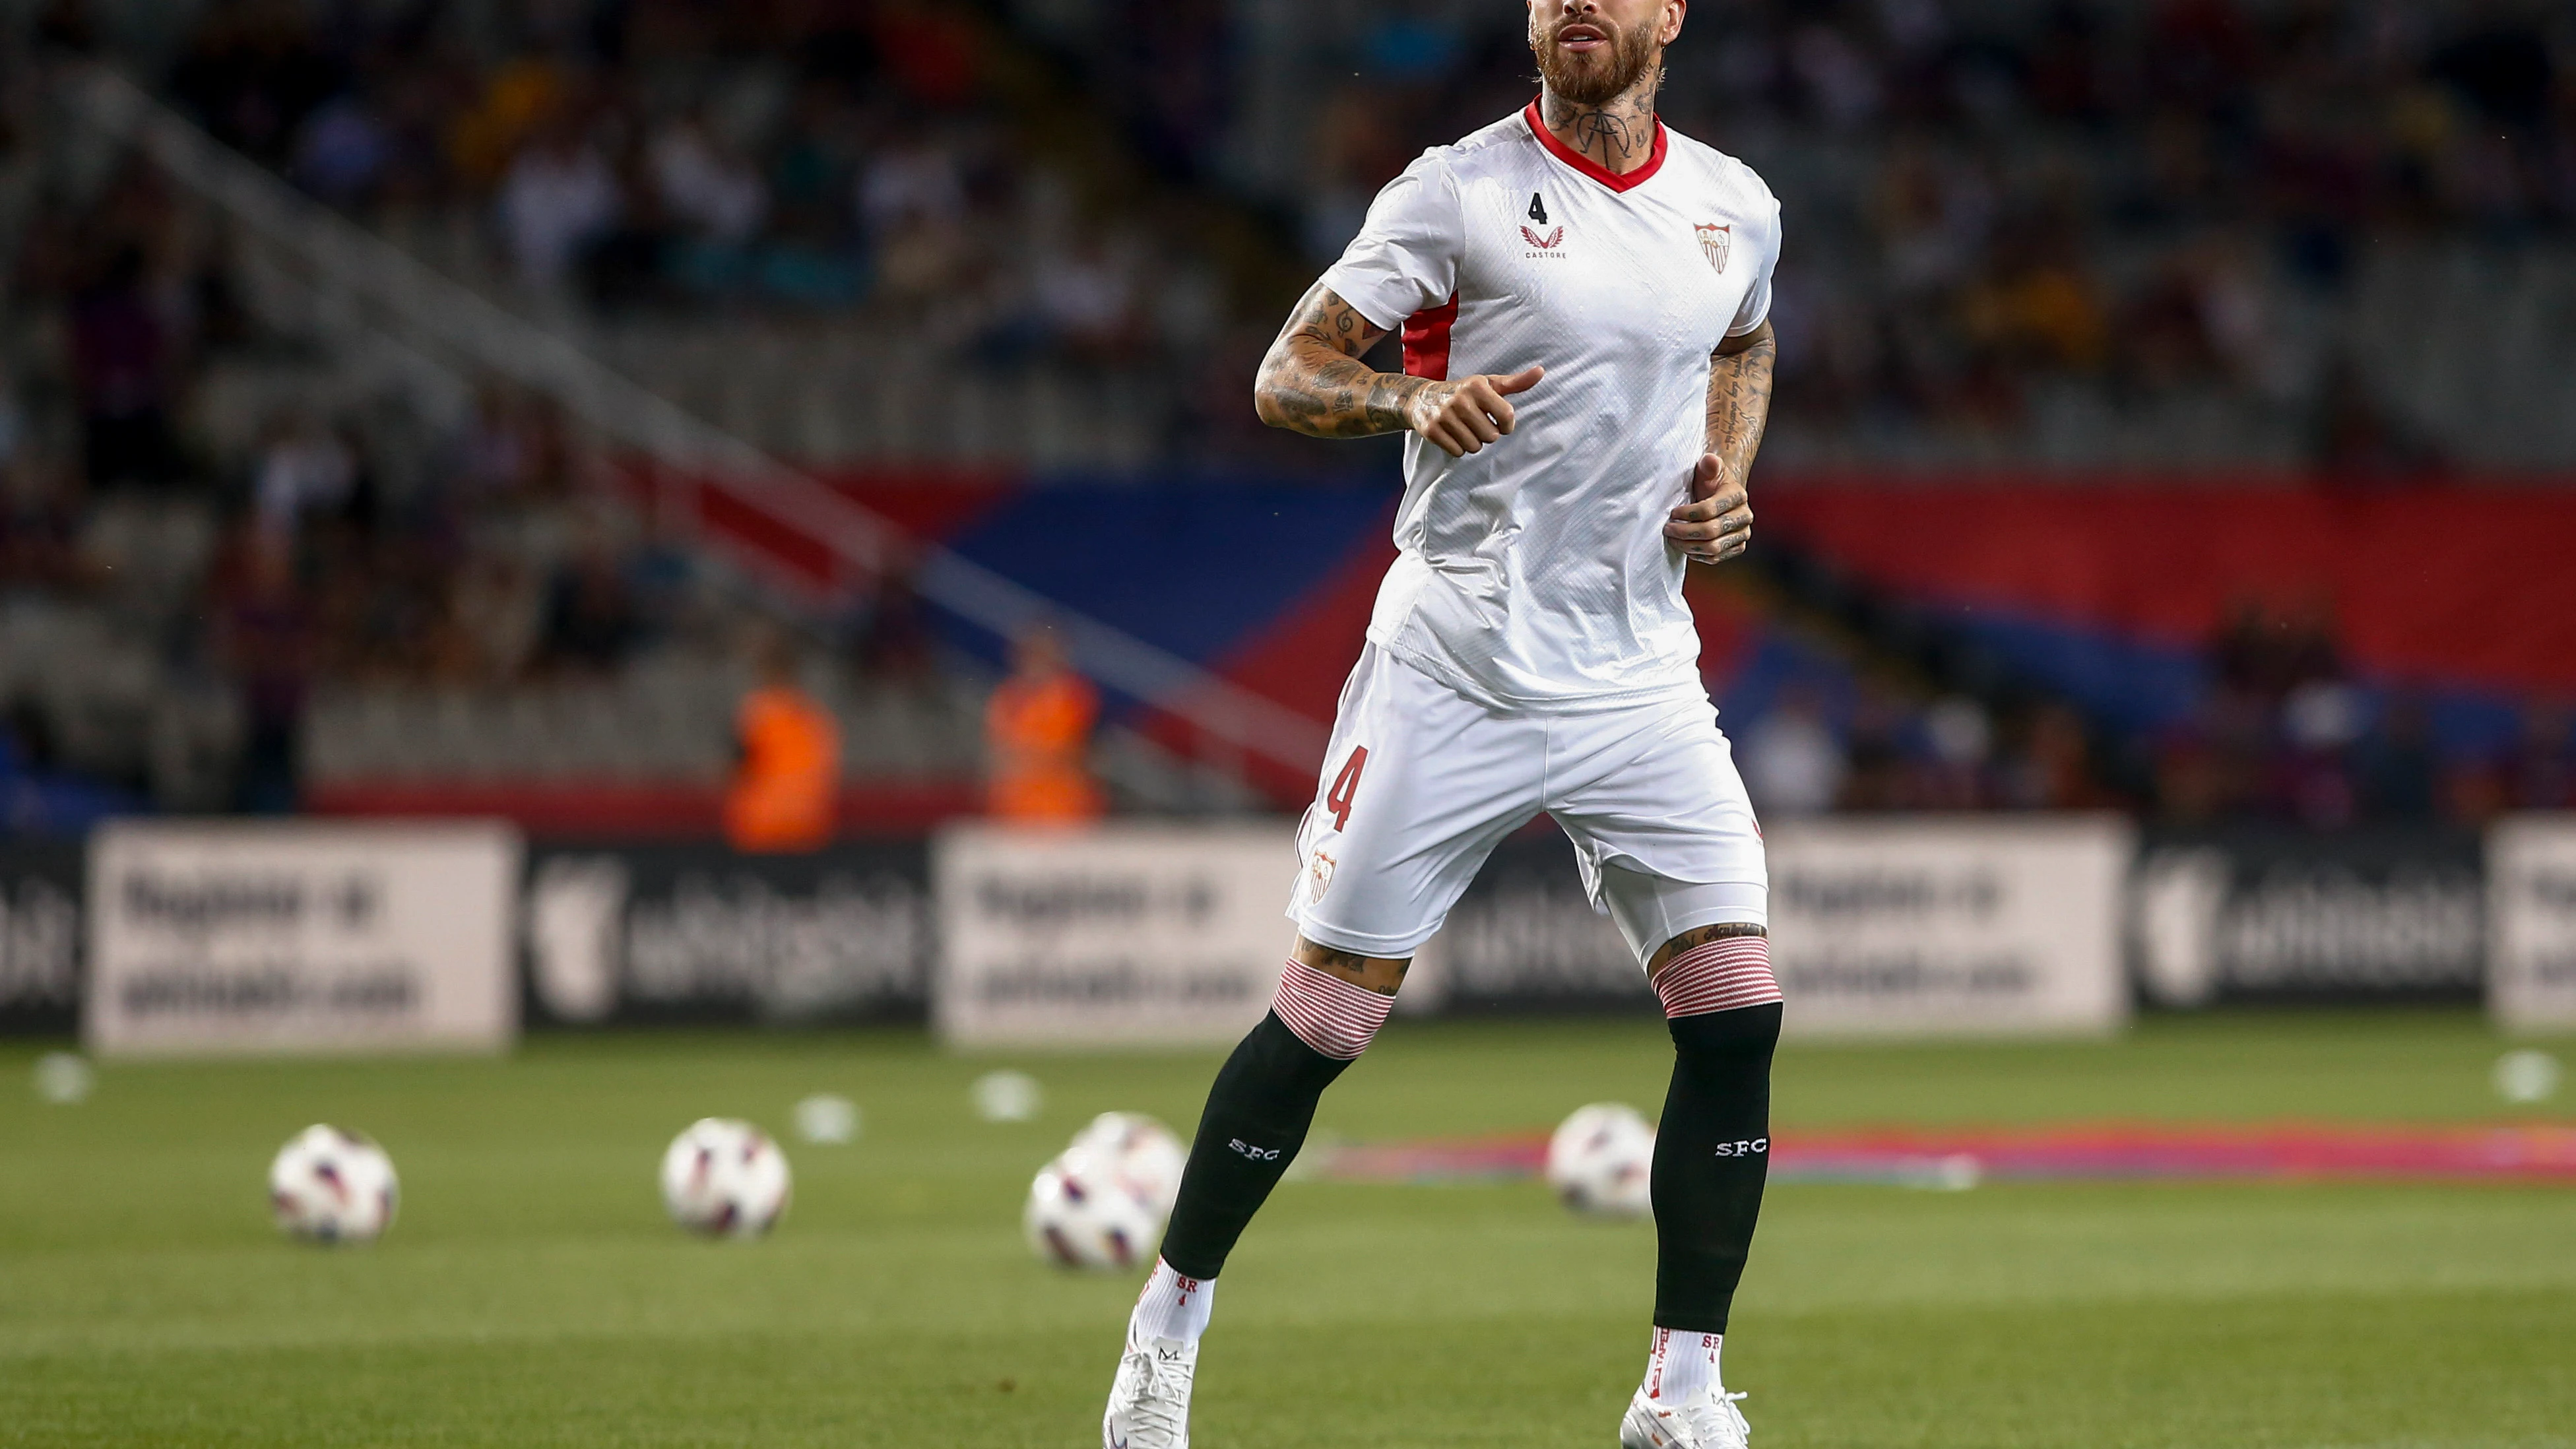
[1531, 15, 1661, 108]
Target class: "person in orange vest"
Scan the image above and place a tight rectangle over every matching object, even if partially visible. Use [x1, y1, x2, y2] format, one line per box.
[985, 626, 1105, 824]
[724, 636, 841, 852]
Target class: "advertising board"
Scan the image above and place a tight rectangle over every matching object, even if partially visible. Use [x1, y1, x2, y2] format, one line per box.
[934, 822, 1296, 1047]
[2488, 815, 2576, 1033]
[1433, 830, 1650, 1013]
[0, 845, 84, 1035]
[523, 841, 932, 1025]
[1429, 817, 2135, 1035]
[86, 821, 520, 1056]
[1766, 816, 2133, 1035]
[2133, 825, 2484, 1006]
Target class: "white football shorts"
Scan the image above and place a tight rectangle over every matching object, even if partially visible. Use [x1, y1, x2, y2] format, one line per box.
[1287, 645, 1766, 967]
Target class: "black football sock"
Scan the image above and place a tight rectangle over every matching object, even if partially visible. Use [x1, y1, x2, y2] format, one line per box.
[1155, 1012, 1355, 1281]
[1652, 1001, 1784, 1334]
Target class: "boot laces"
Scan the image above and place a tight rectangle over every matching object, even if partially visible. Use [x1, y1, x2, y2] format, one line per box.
[1678, 1390, 1751, 1446]
[1112, 1345, 1190, 1446]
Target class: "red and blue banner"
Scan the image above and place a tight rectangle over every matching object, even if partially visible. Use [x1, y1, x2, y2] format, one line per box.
[1758, 476, 2576, 752]
[654, 463, 2576, 817]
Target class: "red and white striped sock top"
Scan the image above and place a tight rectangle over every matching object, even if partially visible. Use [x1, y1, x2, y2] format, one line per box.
[1272, 959, 1394, 1060]
[1652, 936, 1782, 1019]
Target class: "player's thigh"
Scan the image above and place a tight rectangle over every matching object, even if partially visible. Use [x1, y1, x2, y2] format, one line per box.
[1291, 649, 1541, 961]
[1552, 699, 1768, 965]
[1591, 865, 1770, 970]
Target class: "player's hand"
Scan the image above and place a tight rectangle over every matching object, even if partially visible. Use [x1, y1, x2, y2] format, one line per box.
[1666, 454, 1753, 564]
[1407, 366, 1543, 458]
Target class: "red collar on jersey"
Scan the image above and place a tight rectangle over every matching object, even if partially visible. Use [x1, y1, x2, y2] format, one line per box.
[1522, 99, 1669, 193]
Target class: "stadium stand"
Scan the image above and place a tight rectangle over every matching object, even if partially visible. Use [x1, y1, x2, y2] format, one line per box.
[72, 0, 1297, 469]
[1, 1, 2572, 833]
[1017, 0, 2576, 468]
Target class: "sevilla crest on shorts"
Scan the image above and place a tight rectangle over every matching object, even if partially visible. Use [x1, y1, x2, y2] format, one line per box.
[1696, 222, 1732, 272]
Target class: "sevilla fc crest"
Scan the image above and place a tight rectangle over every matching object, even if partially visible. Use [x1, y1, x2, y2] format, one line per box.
[1696, 222, 1732, 272]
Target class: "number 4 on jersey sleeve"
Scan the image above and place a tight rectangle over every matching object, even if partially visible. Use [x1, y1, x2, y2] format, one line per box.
[1325, 747, 1370, 831]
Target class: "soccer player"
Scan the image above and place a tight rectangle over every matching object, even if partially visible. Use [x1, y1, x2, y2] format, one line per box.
[1103, 1, 1780, 1445]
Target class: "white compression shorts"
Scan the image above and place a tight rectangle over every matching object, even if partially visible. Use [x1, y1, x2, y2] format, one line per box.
[1287, 645, 1767, 967]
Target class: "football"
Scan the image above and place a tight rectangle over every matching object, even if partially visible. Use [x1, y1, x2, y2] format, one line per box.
[659, 1118, 792, 1239]
[1545, 1103, 1656, 1218]
[1068, 1110, 1188, 1219]
[1023, 1145, 1161, 1272]
[268, 1124, 399, 1244]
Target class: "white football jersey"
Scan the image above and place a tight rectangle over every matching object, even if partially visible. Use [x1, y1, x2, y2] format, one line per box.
[1322, 103, 1780, 715]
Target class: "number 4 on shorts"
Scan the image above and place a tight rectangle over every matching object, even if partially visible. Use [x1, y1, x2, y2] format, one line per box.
[1325, 746, 1369, 831]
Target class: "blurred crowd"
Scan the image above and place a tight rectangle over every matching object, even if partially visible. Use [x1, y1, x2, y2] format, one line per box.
[1053, 0, 2573, 464]
[10, 156, 657, 645]
[83, 0, 1226, 372]
[6, 1, 2575, 827]
[0, 127, 803, 812]
[2155, 600, 2575, 827]
[32, 0, 2565, 465]
[1739, 682, 2114, 818]
[1735, 598, 2576, 826]
[18, 0, 2565, 467]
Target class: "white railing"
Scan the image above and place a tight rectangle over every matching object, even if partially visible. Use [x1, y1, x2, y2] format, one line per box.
[67, 66, 1328, 784]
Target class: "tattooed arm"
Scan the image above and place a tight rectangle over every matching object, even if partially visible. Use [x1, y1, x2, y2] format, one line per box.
[1663, 320, 1776, 565]
[1252, 281, 1545, 457]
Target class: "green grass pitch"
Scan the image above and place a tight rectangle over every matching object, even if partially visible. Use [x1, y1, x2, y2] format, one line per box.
[2, 1011, 2569, 1447]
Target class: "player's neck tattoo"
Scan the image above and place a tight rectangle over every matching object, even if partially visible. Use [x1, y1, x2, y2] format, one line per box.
[1541, 68, 1663, 175]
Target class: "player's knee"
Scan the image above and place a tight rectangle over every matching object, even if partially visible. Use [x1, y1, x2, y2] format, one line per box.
[1667, 999, 1782, 1068]
[1654, 930, 1782, 1067]
[1271, 957, 1396, 1061]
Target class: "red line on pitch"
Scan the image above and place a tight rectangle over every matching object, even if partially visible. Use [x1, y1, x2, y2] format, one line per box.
[1318, 1123, 2576, 1186]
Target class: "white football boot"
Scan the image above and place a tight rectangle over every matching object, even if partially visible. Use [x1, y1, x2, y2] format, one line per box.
[1102, 1326, 1196, 1449]
[1620, 1384, 1752, 1449]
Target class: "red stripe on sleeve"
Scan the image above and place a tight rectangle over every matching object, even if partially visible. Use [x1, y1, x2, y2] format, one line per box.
[1402, 295, 1459, 381]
